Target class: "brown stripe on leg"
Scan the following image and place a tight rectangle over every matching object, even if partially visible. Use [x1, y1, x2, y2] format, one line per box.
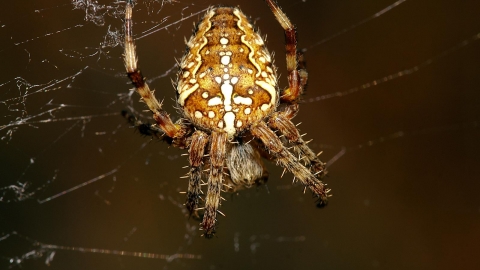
[123, 1, 181, 139]
[185, 131, 209, 217]
[202, 131, 227, 238]
[251, 122, 329, 207]
[265, 0, 302, 103]
[298, 49, 308, 94]
[269, 112, 327, 179]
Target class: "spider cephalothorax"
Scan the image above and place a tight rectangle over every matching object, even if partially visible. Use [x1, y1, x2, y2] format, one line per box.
[124, 0, 330, 238]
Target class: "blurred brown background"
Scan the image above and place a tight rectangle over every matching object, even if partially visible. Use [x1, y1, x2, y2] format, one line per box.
[1, 0, 480, 269]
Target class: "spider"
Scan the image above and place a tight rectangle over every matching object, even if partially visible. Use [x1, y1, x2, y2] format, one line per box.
[123, 0, 330, 238]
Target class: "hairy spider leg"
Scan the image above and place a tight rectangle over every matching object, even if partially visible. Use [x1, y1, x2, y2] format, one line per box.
[264, 0, 326, 179]
[251, 122, 329, 207]
[297, 50, 309, 96]
[124, 0, 185, 139]
[268, 112, 327, 179]
[186, 131, 209, 216]
[202, 132, 228, 238]
[264, 0, 306, 105]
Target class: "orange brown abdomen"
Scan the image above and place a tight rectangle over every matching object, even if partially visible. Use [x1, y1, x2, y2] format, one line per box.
[177, 7, 278, 138]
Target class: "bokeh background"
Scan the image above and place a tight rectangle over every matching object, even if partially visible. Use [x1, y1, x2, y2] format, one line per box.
[1, 0, 480, 269]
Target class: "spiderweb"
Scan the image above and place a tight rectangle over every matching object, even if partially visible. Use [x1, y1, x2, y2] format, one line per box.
[1, 0, 479, 269]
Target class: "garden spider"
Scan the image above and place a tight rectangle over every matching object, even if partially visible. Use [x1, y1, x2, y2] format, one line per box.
[123, 0, 330, 238]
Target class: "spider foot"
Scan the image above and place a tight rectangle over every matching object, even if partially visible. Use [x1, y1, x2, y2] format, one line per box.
[201, 209, 217, 239]
[316, 197, 328, 208]
[314, 186, 331, 208]
[185, 198, 200, 218]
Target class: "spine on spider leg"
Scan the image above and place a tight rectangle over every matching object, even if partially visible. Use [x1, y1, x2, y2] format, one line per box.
[202, 132, 227, 238]
[185, 131, 209, 217]
[265, 0, 301, 103]
[269, 113, 327, 178]
[251, 122, 329, 207]
[123, 1, 180, 139]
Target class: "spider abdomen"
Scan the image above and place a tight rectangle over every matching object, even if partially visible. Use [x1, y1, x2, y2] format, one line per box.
[177, 7, 279, 138]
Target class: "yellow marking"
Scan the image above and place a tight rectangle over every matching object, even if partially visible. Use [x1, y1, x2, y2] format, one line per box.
[220, 37, 229, 45]
[233, 96, 253, 105]
[221, 55, 231, 65]
[223, 111, 236, 136]
[208, 97, 222, 106]
[221, 83, 233, 111]
[186, 9, 214, 78]
[241, 35, 261, 77]
[234, 9, 262, 77]
[265, 77, 273, 86]
[255, 80, 277, 108]
[178, 83, 199, 106]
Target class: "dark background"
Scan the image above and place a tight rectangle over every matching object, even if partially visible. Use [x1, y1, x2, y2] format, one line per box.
[1, 0, 480, 269]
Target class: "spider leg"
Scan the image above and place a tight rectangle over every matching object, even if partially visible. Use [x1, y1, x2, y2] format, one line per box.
[269, 112, 327, 179]
[124, 1, 185, 139]
[202, 132, 228, 238]
[251, 122, 329, 207]
[265, 0, 307, 105]
[121, 110, 163, 137]
[263, 2, 324, 178]
[185, 131, 209, 217]
[297, 49, 308, 94]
